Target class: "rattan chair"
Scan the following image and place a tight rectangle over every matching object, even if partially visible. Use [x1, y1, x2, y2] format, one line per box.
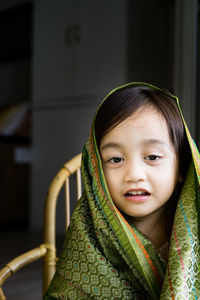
[0, 153, 82, 299]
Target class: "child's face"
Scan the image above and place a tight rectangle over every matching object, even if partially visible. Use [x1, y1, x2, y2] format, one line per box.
[100, 105, 178, 222]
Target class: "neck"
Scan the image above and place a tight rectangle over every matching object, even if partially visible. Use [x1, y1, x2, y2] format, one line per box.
[132, 208, 167, 248]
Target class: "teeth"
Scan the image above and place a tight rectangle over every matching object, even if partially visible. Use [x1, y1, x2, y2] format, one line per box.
[128, 191, 144, 195]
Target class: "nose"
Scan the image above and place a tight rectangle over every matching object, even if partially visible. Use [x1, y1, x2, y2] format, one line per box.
[124, 159, 146, 183]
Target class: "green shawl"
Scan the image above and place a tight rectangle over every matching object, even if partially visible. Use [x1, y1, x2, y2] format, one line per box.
[44, 83, 200, 299]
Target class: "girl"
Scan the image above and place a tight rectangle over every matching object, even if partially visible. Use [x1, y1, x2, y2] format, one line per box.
[44, 82, 200, 299]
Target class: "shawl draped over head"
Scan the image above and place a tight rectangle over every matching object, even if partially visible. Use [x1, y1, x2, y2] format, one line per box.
[44, 83, 200, 299]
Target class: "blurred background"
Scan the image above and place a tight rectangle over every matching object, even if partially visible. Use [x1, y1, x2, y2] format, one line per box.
[0, 0, 199, 298]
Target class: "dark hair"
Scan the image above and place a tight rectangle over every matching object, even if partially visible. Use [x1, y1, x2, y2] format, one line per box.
[95, 85, 191, 180]
[94, 85, 191, 237]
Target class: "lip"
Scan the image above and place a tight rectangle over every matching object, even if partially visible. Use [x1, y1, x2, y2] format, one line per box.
[124, 188, 151, 203]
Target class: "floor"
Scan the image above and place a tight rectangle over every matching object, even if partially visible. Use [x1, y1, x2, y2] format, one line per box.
[0, 230, 63, 300]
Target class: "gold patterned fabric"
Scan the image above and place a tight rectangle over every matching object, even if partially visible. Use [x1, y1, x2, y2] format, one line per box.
[44, 83, 200, 299]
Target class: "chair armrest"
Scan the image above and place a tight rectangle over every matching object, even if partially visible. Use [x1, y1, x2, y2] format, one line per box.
[0, 288, 6, 300]
[0, 244, 47, 288]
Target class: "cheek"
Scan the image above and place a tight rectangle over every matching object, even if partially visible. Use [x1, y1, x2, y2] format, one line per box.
[151, 160, 177, 187]
[158, 163, 178, 190]
[103, 169, 114, 187]
[103, 168, 120, 193]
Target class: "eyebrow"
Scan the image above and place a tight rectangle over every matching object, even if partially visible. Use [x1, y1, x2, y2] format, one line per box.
[100, 139, 168, 151]
[142, 139, 167, 146]
[100, 142, 122, 151]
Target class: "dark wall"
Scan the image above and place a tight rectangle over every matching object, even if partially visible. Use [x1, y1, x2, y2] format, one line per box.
[128, 0, 174, 90]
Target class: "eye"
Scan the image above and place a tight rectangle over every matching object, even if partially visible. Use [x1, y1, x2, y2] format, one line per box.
[109, 157, 124, 164]
[145, 155, 161, 161]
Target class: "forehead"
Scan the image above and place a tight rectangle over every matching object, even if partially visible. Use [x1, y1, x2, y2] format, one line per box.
[100, 105, 173, 150]
[114, 105, 168, 133]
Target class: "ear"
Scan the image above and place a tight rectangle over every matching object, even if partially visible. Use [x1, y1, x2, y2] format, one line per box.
[177, 173, 183, 182]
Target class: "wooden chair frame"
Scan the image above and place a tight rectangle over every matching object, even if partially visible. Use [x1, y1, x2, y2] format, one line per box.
[0, 153, 82, 299]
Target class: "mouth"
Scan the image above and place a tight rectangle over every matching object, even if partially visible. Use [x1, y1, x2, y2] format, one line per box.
[124, 189, 150, 202]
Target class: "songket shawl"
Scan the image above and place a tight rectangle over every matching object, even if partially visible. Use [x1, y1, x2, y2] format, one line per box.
[44, 83, 200, 299]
